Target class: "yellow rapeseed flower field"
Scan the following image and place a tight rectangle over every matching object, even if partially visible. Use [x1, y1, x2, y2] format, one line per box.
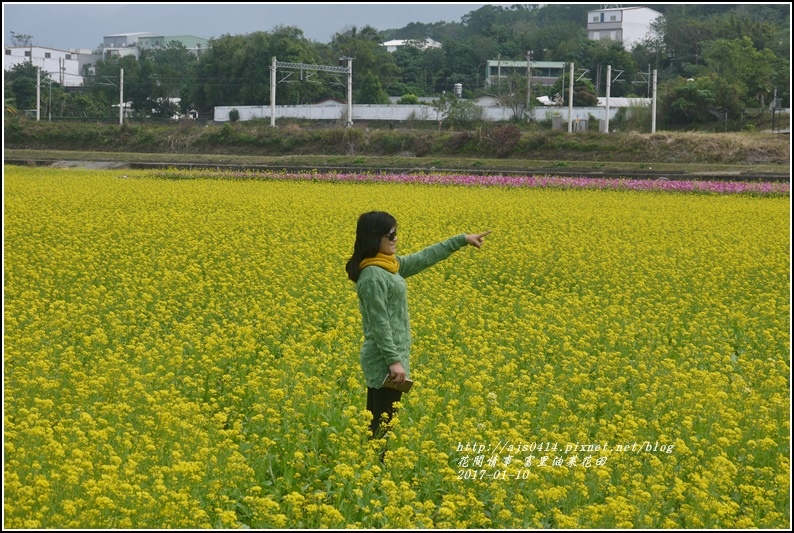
[3, 166, 790, 528]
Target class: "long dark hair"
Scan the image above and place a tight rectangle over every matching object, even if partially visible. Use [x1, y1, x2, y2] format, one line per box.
[346, 211, 397, 282]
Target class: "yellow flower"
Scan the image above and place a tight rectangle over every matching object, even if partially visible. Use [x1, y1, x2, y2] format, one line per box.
[2, 166, 789, 530]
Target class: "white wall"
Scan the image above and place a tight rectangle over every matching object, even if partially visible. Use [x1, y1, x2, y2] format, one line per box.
[214, 104, 628, 123]
[622, 8, 662, 49]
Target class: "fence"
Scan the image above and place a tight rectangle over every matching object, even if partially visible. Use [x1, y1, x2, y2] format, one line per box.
[214, 104, 628, 123]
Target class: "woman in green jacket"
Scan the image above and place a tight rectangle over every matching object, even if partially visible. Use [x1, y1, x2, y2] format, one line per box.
[345, 211, 491, 438]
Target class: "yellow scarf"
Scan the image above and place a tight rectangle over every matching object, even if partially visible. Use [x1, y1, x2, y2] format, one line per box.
[359, 253, 399, 274]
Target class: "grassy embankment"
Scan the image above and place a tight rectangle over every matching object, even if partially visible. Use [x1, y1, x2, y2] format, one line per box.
[4, 119, 790, 176]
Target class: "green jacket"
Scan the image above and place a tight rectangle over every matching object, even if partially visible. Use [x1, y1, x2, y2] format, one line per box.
[356, 234, 468, 388]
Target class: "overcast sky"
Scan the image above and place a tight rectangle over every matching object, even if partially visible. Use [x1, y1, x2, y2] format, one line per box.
[3, 2, 516, 51]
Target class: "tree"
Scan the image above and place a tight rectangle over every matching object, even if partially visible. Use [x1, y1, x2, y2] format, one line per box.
[388, 46, 427, 96]
[660, 15, 714, 72]
[5, 96, 18, 117]
[267, 25, 329, 104]
[330, 25, 400, 93]
[143, 42, 198, 116]
[430, 92, 455, 129]
[421, 47, 446, 95]
[356, 72, 389, 104]
[190, 27, 327, 112]
[430, 92, 481, 130]
[631, 17, 668, 84]
[702, 36, 778, 109]
[86, 54, 151, 117]
[61, 92, 109, 118]
[547, 70, 598, 107]
[445, 97, 482, 129]
[4, 61, 78, 119]
[437, 38, 490, 95]
[494, 72, 529, 121]
[190, 33, 248, 110]
[659, 5, 789, 78]
[577, 39, 638, 97]
[9, 31, 32, 47]
[529, 20, 586, 63]
[660, 76, 718, 125]
[5, 62, 41, 111]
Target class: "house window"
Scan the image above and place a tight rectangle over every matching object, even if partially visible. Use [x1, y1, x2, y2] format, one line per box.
[5, 50, 10, 55]
[66, 54, 71, 59]
[24, 51, 30, 57]
[592, 16, 599, 22]
[45, 52, 51, 58]
[610, 15, 617, 21]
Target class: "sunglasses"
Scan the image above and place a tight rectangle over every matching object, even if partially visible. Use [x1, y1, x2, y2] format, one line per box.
[385, 230, 397, 242]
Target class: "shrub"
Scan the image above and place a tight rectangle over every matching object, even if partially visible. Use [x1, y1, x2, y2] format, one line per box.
[443, 131, 474, 154]
[398, 94, 420, 105]
[481, 124, 522, 157]
[611, 106, 653, 133]
[4, 115, 24, 142]
[374, 131, 413, 154]
[229, 109, 240, 122]
[446, 99, 482, 130]
[414, 133, 433, 157]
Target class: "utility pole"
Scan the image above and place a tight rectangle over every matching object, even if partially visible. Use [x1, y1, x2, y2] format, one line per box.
[346, 56, 353, 127]
[651, 69, 657, 133]
[526, 51, 532, 122]
[36, 67, 41, 121]
[605, 65, 611, 133]
[497, 53, 501, 90]
[270, 56, 276, 127]
[270, 57, 352, 127]
[119, 68, 124, 125]
[568, 62, 574, 132]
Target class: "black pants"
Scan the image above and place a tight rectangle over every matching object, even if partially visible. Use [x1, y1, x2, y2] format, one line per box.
[366, 387, 402, 438]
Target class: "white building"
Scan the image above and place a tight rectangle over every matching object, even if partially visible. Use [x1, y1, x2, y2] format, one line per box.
[3, 46, 94, 87]
[485, 60, 566, 87]
[101, 32, 156, 59]
[101, 32, 209, 59]
[382, 38, 442, 53]
[587, 6, 662, 50]
[138, 34, 210, 57]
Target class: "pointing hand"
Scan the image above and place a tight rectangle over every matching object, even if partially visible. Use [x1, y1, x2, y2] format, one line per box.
[466, 230, 492, 249]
